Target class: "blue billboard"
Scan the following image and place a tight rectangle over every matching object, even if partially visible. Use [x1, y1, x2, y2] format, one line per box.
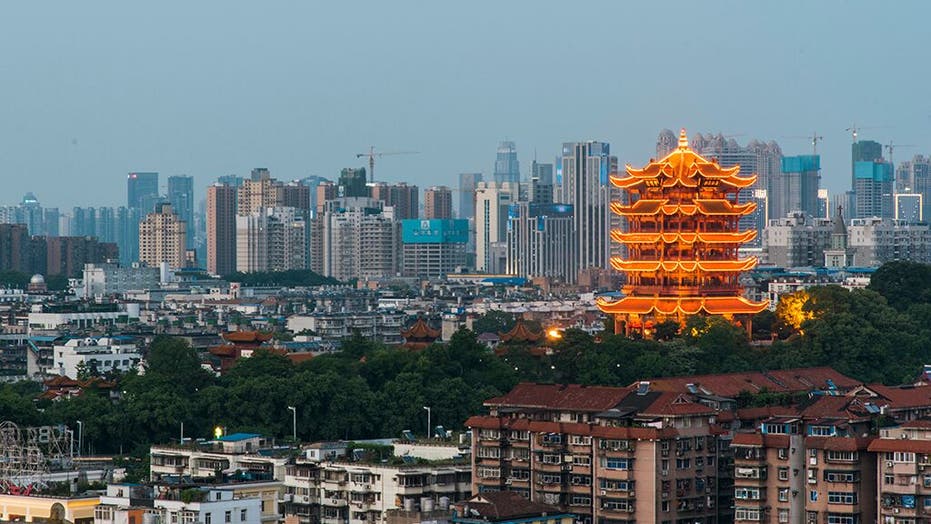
[401, 219, 469, 244]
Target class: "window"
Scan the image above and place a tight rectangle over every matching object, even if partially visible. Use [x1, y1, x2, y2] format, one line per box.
[573, 455, 591, 466]
[826, 450, 858, 462]
[569, 435, 591, 445]
[570, 475, 591, 486]
[600, 439, 630, 450]
[539, 474, 561, 484]
[810, 490, 818, 502]
[826, 515, 855, 524]
[570, 495, 591, 506]
[224, 511, 231, 524]
[542, 454, 561, 464]
[778, 467, 789, 481]
[810, 425, 836, 436]
[205, 514, 212, 524]
[735, 507, 761, 521]
[734, 488, 761, 500]
[825, 471, 858, 483]
[675, 458, 690, 469]
[603, 458, 630, 470]
[808, 468, 818, 483]
[602, 499, 631, 511]
[510, 448, 529, 461]
[477, 467, 500, 479]
[778, 509, 789, 523]
[778, 488, 789, 502]
[777, 448, 789, 460]
[828, 492, 857, 504]
[477, 447, 500, 458]
[541, 433, 562, 445]
[884, 474, 894, 485]
[510, 469, 530, 481]
[479, 429, 500, 440]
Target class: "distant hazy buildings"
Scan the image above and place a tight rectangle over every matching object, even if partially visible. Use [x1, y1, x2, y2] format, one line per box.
[772, 155, 821, 220]
[423, 186, 453, 219]
[557, 141, 616, 272]
[848, 217, 931, 266]
[457, 173, 482, 219]
[338, 168, 368, 198]
[894, 193, 923, 223]
[127, 172, 159, 211]
[167, 175, 195, 249]
[138, 203, 186, 269]
[762, 212, 833, 267]
[370, 182, 419, 220]
[400, 219, 468, 278]
[529, 161, 554, 204]
[493, 141, 520, 185]
[319, 198, 399, 281]
[853, 161, 894, 219]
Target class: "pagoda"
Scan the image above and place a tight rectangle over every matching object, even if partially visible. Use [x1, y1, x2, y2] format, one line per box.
[400, 317, 441, 350]
[597, 129, 768, 336]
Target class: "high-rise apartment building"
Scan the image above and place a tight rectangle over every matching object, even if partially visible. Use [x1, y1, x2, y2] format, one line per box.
[338, 168, 368, 198]
[316, 182, 338, 216]
[762, 212, 833, 267]
[902, 155, 931, 222]
[423, 186, 453, 219]
[655, 128, 678, 158]
[320, 198, 399, 281]
[475, 181, 516, 272]
[235, 207, 306, 273]
[772, 155, 820, 219]
[127, 172, 160, 211]
[0, 224, 30, 273]
[848, 217, 931, 266]
[400, 219, 468, 278]
[458, 173, 482, 219]
[493, 141, 520, 185]
[557, 141, 617, 272]
[894, 193, 923, 223]
[207, 183, 237, 276]
[138, 203, 186, 269]
[167, 175, 195, 249]
[237, 169, 283, 216]
[506, 203, 576, 283]
[371, 182, 419, 220]
[853, 161, 894, 219]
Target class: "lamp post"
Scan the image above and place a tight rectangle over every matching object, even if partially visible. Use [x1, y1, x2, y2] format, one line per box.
[423, 406, 431, 439]
[76, 420, 83, 457]
[287, 406, 297, 443]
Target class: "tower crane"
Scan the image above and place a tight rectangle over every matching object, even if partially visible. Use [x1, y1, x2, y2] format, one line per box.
[782, 132, 823, 155]
[845, 123, 890, 143]
[884, 141, 917, 169]
[355, 147, 419, 183]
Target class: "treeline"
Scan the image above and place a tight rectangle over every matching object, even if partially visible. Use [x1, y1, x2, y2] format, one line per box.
[222, 269, 341, 287]
[1, 261, 930, 455]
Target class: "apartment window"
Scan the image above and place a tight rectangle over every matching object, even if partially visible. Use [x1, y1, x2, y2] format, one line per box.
[205, 514, 212, 524]
[884, 474, 894, 485]
[810, 490, 818, 502]
[570, 455, 590, 467]
[570, 475, 591, 486]
[675, 458, 690, 469]
[478, 447, 500, 458]
[661, 501, 669, 512]
[826, 450, 858, 461]
[600, 439, 629, 450]
[510, 469, 530, 481]
[886, 451, 916, 463]
[539, 474, 561, 484]
[777, 448, 789, 460]
[825, 471, 857, 483]
[778, 509, 789, 523]
[810, 425, 835, 436]
[734, 507, 761, 521]
[602, 499, 631, 511]
[778, 467, 789, 481]
[734, 488, 761, 500]
[826, 515, 855, 524]
[570, 495, 591, 506]
[925, 475, 931, 488]
[808, 468, 818, 483]
[510, 430, 529, 441]
[603, 458, 630, 470]
[570, 435, 591, 445]
[510, 448, 529, 461]
[542, 454, 561, 464]
[477, 467, 500, 479]
[224, 511, 231, 523]
[479, 429, 500, 440]
[541, 433, 562, 445]
[827, 491, 857, 504]
[778, 488, 789, 502]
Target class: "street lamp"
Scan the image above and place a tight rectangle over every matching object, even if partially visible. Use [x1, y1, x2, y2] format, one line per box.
[287, 406, 297, 443]
[76, 420, 83, 457]
[423, 406, 431, 439]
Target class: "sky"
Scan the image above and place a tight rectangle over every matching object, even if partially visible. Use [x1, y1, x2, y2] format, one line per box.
[1, 1, 929, 209]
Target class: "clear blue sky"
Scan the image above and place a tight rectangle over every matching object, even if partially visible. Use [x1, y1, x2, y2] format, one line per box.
[1, 1, 928, 208]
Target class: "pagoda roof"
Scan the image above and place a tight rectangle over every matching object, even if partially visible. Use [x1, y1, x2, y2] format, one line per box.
[611, 199, 757, 217]
[609, 257, 759, 273]
[596, 295, 769, 315]
[400, 317, 441, 341]
[611, 230, 758, 244]
[611, 129, 757, 189]
[499, 319, 544, 343]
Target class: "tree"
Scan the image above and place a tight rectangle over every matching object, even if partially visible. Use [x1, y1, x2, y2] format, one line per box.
[471, 311, 515, 335]
[868, 260, 931, 310]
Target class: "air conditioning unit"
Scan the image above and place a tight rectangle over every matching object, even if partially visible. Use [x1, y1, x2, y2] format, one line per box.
[888, 461, 895, 468]
[600, 490, 607, 495]
[505, 479, 512, 485]
[894, 508, 900, 514]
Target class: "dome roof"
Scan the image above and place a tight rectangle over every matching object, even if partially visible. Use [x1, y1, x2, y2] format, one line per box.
[30, 274, 45, 284]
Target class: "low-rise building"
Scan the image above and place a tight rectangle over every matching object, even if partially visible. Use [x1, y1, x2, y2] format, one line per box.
[52, 336, 142, 378]
[150, 434, 289, 483]
[286, 312, 405, 345]
[83, 261, 160, 299]
[95, 483, 263, 524]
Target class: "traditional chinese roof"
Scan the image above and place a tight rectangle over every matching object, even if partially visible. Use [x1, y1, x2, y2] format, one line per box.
[610, 129, 756, 190]
[609, 257, 759, 273]
[401, 317, 440, 342]
[610, 199, 757, 217]
[498, 319, 544, 343]
[221, 331, 274, 344]
[611, 230, 758, 245]
[596, 295, 768, 315]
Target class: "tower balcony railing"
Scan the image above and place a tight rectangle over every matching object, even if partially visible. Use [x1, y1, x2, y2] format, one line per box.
[622, 285, 742, 297]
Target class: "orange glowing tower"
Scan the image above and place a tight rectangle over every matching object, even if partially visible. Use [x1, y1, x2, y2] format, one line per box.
[597, 129, 769, 335]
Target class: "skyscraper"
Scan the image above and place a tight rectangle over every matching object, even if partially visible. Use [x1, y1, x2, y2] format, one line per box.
[168, 175, 195, 249]
[557, 141, 617, 272]
[423, 186, 453, 219]
[474, 181, 516, 272]
[506, 203, 576, 283]
[236, 207, 307, 273]
[338, 168, 369, 198]
[854, 161, 894, 219]
[127, 172, 160, 211]
[772, 155, 821, 219]
[138, 203, 186, 269]
[457, 173, 482, 219]
[529, 161, 554, 204]
[493, 141, 520, 184]
[207, 183, 237, 276]
[237, 169, 282, 216]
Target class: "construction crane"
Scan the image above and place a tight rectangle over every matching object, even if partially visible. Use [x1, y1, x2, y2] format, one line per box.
[355, 147, 419, 183]
[845, 123, 890, 143]
[884, 141, 917, 169]
[782, 132, 823, 155]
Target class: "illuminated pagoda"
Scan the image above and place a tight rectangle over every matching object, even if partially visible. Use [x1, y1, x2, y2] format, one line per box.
[597, 129, 768, 336]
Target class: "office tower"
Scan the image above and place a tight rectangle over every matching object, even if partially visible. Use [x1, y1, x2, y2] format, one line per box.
[894, 193, 923, 223]
[167, 175, 195, 249]
[772, 155, 820, 219]
[655, 128, 678, 158]
[493, 141, 520, 184]
[237, 169, 282, 216]
[207, 183, 237, 276]
[316, 182, 338, 217]
[762, 212, 833, 267]
[599, 130, 767, 335]
[691, 134, 782, 247]
[217, 174, 244, 187]
[95, 207, 116, 243]
[457, 173, 482, 219]
[43, 207, 59, 237]
[127, 172, 160, 211]
[71, 207, 97, 237]
[817, 189, 830, 220]
[851, 139, 882, 181]
[853, 161, 894, 219]
[557, 141, 617, 272]
[338, 168, 369, 198]
[117, 207, 141, 265]
[138, 203, 186, 269]
[371, 182, 419, 220]
[0, 224, 30, 272]
[18, 193, 44, 236]
[423, 186, 453, 219]
[474, 181, 516, 272]
[506, 203, 576, 283]
[320, 198, 399, 281]
[401, 219, 468, 278]
[529, 161, 554, 204]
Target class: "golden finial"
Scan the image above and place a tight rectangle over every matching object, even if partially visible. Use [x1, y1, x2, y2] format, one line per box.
[678, 128, 689, 149]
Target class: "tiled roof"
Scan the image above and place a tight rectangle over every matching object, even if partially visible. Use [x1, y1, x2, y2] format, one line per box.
[455, 491, 565, 521]
[640, 367, 859, 398]
[484, 383, 631, 412]
[866, 384, 931, 409]
[869, 438, 931, 454]
[805, 436, 873, 452]
[731, 432, 790, 448]
[641, 392, 716, 417]
[465, 415, 676, 440]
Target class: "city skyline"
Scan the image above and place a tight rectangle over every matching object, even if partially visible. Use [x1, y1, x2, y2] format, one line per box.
[1, 1, 929, 208]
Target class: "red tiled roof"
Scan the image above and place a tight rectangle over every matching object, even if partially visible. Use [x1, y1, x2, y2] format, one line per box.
[734, 406, 800, 421]
[485, 383, 631, 412]
[798, 395, 870, 420]
[867, 384, 931, 409]
[901, 420, 931, 429]
[401, 318, 441, 341]
[731, 432, 790, 448]
[499, 319, 544, 343]
[465, 415, 676, 439]
[640, 367, 859, 397]
[641, 392, 716, 417]
[869, 438, 931, 454]
[805, 436, 873, 452]
[453, 491, 564, 521]
[221, 331, 273, 343]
